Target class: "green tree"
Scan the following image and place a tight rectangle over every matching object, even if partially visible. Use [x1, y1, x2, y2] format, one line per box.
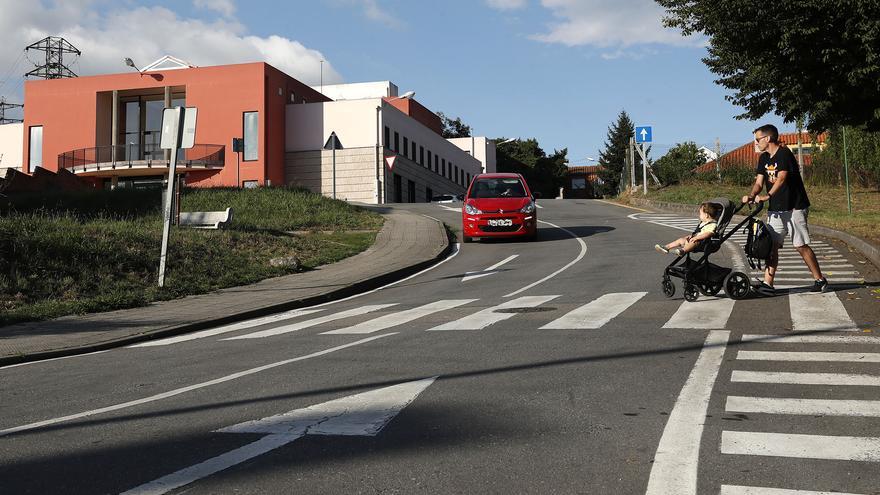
[437, 112, 472, 138]
[811, 128, 880, 188]
[654, 141, 707, 185]
[597, 110, 637, 196]
[495, 138, 569, 198]
[656, 0, 880, 131]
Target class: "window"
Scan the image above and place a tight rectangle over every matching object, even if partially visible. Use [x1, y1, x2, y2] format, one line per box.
[454, 166, 459, 184]
[427, 150, 432, 171]
[411, 141, 416, 160]
[243, 111, 258, 161]
[408, 179, 416, 203]
[419, 146, 424, 166]
[403, 137, 408, 158]
[450, 162, 454, 180]
[467, 173, 471, 186]
[394, 132, 399, 152]
[572, 178, 586, 190]
[434, 155, 438, 173]
[384, 126, 390, 147]
[243, 180, 259, 189]
[28, 126, 43, 172]
[290, 92, 296, 103]
[426, 186, 433, 202]
[441, 158, 446, 177]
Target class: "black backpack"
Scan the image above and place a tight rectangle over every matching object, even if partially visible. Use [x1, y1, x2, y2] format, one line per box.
[745, 217, 773, 269]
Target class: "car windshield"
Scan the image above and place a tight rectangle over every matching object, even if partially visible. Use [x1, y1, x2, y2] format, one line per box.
[470, 178, 527, 198]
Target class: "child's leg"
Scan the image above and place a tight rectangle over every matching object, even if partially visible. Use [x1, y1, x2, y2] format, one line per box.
[681, 240, 702, 253]
[664, 236, 688, 250]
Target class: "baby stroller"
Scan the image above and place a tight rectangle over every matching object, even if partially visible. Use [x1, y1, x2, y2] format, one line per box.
[661, 198, 764, 302]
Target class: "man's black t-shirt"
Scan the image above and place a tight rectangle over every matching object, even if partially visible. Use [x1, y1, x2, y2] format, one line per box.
[755, 145, 810, 211]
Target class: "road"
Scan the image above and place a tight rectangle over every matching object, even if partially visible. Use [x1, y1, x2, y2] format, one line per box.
[1, 199, 878, 494]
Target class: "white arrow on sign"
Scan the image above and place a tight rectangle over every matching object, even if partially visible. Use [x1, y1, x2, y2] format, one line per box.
[461, 255, 519, 282]
[122, 377, 437, 495]
[640, 128, 648, 140]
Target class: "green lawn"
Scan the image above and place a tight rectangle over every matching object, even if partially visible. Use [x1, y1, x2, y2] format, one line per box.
[0, 187, 383, 326]
[619, 183, 880, 246]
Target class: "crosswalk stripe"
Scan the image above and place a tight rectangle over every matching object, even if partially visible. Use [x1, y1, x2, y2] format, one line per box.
[737, 351, 880, 363]
[539, 292, 647, 329]
[130, 308, 326, 347]
[223, 304, 398, 340]
[320, 299, 477, 335]
[428, 295, 559, 331]
[731, 371, 880, 387]
[726, 396, 880, 417]
[720, 484, 865, 495]
[741, 334, 880, 344]
[720, 431, 880, 461]
[662, 297, 735, 329]
[773, 277, 862, 283]
[789, 292, 858, 332]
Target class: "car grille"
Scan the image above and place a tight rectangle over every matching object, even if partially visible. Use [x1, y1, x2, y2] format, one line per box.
[481, 224, 522, 232]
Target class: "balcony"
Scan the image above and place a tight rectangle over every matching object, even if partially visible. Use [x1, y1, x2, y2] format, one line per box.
[59, 143, 225, 177]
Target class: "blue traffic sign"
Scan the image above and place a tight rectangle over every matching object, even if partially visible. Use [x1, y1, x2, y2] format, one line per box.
[635, 126, 652, 143]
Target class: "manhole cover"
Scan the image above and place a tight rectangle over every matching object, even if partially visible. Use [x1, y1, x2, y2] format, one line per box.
[495, 307, 557, 314]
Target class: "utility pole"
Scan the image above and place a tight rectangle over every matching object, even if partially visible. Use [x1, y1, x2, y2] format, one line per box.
[715, 137, 721, 180]
[629, 136, 636, 192]
[24, 37, 80, 79]
[0, 97, 24, 124]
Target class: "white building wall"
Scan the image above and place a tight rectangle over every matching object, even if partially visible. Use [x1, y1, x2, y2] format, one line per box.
[285, 99, 482, 203]
[448, 136, 497, 174]
[313, 81, 398, 101]
[0, 123, 23, 176]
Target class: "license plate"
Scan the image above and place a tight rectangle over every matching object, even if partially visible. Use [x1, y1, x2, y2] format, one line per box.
[488, 219, 513, 227]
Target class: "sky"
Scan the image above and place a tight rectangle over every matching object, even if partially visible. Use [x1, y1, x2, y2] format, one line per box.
[0, 0, 796, 166]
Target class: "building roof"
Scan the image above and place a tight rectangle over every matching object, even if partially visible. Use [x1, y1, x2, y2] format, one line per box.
[142, 55, 196, 72]
[695, 132, 826, 173]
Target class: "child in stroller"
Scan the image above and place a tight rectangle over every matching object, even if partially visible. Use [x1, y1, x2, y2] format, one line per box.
[660, 198, 764, 302]
[655, 202, 721, 256]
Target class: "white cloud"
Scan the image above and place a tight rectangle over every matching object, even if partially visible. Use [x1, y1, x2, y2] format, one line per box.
[0, 0, 342, 108]
[193, 0, 236, 18]
[530, 0, 703, 50]
[486, 0, 528, 10]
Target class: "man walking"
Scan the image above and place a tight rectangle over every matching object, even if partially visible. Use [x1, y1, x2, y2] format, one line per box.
[742, 124, 828, 295]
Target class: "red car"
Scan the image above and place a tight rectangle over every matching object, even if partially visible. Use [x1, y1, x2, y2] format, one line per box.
[461, 173, 539, 243]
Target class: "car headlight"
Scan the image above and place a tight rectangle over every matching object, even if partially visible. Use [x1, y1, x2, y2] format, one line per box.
[519, 201, 535, 214]
[465, 203, 482, 215]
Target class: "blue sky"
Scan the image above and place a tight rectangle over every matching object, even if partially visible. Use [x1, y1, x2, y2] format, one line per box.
[0, 0, 795, 165]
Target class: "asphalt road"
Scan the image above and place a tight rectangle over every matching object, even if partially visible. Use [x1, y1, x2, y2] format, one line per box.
[1, 199, 878, 494]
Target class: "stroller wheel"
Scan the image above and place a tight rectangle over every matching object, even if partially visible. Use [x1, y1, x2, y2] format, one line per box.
[662, 279, 675, 298]
[684, 283, 700, 302]
[699, 283, 723, 297]
[724, 271, 750, 300]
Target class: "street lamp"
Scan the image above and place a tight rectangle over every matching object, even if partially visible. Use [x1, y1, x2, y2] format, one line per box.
[123, 57, 141, 73]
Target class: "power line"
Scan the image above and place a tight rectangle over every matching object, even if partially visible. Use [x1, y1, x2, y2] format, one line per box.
[0, 96, 24, 124]
[24, 36, 81, 80]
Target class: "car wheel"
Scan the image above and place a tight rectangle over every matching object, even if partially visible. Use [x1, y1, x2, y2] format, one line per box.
[462, 235, 472, 243]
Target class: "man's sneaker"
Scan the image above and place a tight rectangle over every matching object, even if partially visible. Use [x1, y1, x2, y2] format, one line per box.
[654, 244, 669, 254]
[811, 277, 829, 293]
[756, 282, 776, 296]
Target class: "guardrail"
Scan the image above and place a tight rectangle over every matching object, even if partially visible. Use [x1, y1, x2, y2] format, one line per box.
[59, 144, 224, 173]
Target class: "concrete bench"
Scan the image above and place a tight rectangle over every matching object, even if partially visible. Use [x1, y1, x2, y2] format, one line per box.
[179, 208, 233, 229]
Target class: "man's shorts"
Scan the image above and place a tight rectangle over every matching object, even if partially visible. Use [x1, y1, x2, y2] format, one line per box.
[767, 208, 811, 248]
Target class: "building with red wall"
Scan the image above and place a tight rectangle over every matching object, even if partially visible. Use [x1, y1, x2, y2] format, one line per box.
[21, 57, 329, 189]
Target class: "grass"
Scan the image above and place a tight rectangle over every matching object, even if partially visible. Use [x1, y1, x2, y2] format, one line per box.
[618, 182, 880, 245]
[0, 187, 383, 326]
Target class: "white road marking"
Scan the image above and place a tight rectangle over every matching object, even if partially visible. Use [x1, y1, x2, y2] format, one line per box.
[720, 485, 865, 495]
[124, 377, 436, 495]
[737, 351, 880, 363]
[437, 204, 460, 212]
[726, 396, 880, 417]
[645, 330, 729, 495]
[462, 255, 519, 282]
[789, 292, 858, 332]
[428, 295, 560, 331]
[504, 220, 586, 298]
[540, 292, 647, 329]
[0, 334, 397, 438]
[662, 297, 735, 329]
[223, 304, 397, 340]
[0, 350, 109, 370]
[130, 309, 326, 347]
[731, 370, 880, 387]
[321, 300, 477, 335]
[741, 334, 880, 344]
[720, 431, 880, 461]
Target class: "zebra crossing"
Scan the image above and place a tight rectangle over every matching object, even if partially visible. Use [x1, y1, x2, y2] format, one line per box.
[716, 332, 880, 494]
[133, 288, 861, 346]
[629, 213, 866, 288]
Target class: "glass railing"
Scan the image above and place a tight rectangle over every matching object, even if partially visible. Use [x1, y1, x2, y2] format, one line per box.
[59, 143, 225, 173]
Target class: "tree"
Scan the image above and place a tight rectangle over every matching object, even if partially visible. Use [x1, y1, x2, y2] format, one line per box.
[436, 112, 472, 138]
[656, 0, 880, 131]
[654, 141, 706, 185]
[597, 110, 637, 196]
[495, 138, 569, 198]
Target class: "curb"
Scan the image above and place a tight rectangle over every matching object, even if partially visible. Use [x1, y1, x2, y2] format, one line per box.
[624, 197, 880, 270]
[0, 216, 451, 367]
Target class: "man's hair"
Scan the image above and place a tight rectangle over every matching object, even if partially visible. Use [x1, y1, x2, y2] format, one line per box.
[700, 202, 721, 220]
[753, 124, 779, 143]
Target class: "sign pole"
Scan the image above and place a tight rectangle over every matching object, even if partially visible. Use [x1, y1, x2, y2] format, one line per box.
[332, 145, 336, 200]
[158, 108, 184, 288]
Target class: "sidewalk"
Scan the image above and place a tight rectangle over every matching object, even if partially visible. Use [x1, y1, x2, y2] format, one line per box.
[0, 209, 450, 366]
